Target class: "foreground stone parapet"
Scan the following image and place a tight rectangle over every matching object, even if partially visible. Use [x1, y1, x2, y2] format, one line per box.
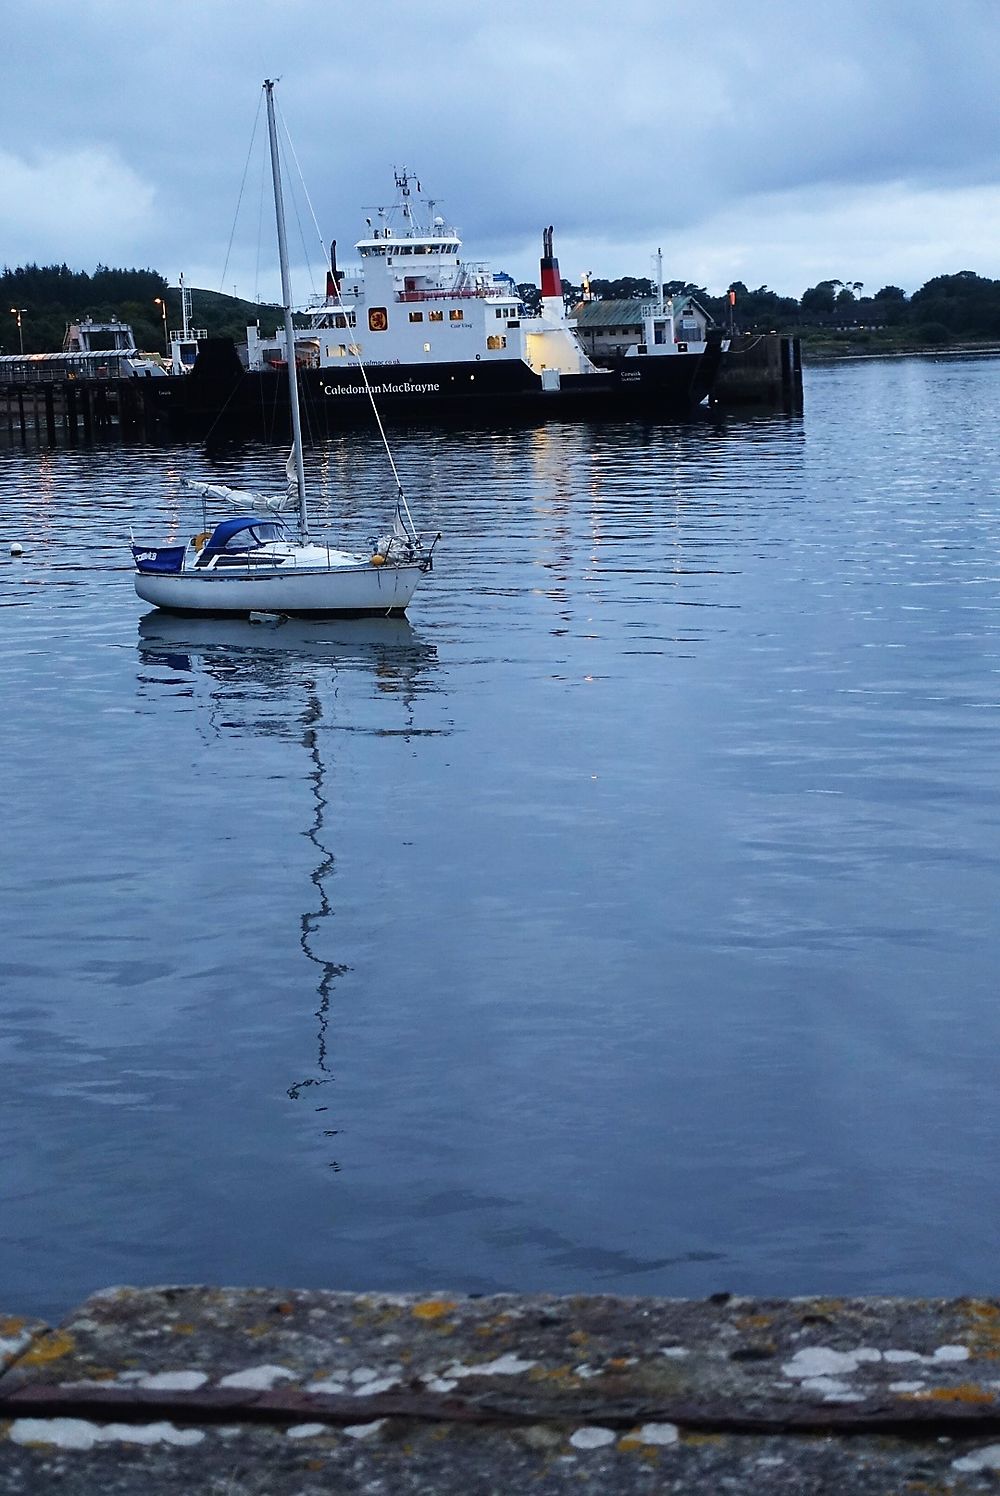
[2, 1288, 1000, 1492]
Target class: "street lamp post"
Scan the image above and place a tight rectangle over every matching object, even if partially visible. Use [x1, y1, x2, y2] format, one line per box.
[9, 307, 26, 355]
[153, 297, 169, 355]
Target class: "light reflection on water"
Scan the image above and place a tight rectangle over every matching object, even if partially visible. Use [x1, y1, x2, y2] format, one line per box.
[2, 359, 1000, 1319]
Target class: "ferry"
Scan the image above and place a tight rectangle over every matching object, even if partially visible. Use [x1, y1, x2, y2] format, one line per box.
[173, 172, 724, 434]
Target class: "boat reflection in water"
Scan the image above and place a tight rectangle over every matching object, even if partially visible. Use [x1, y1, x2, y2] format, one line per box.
[135, 612, 441, 1163]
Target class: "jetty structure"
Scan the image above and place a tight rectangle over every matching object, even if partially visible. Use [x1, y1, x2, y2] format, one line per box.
[2, 1285, 999, 1491]
[0, 316, 172, 441]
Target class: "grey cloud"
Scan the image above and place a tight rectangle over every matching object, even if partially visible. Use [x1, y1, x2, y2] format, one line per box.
[4, 0, 999, 295]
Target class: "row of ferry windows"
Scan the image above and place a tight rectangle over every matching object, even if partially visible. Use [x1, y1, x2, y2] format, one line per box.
[409, 309, 463, 323]
[322, 336, 508, 356]
[406, 309, 521, 326]
[359, 243, 460, 257]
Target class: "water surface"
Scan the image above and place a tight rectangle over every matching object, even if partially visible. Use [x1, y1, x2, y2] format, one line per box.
[2, 356, 999, 1319]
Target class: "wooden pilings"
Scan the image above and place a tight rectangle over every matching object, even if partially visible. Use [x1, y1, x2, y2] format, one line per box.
[0, 376, 169, 442]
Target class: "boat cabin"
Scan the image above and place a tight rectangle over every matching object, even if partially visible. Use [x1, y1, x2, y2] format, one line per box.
[195, 517, 292, 566]
[571, 295, 716, 360]
[131, 517, 293, 576]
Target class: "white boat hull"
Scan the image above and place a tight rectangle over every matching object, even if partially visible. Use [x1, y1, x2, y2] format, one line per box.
[135, 560, 425, 617]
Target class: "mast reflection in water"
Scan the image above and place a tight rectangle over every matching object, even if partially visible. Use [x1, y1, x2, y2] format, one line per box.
[136, 613, 442, 1171]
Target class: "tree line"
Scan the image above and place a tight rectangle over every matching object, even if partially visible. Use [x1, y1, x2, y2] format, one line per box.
[521, 270, 1000, 348]
[5, 261, 1000, 355]
[0, 264, 268, 355]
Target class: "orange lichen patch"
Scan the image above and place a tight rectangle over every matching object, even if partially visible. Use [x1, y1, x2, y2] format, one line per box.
[170, 1323, 196, 1335]
[273, 1302, 295, 1317]
[411, 1300, 457, 1322]
[245, 1323, 275, 1339]
[568, 1330, 589, 1346]
[961, 1299, 1000, 1319]
[683, 1433, 724, 1447]
[736, 1314, 773, 1329]
[17, 1330, 75, 1367]
[527, 1365, 575, 1384]
[908, 1383, 995, 1404]
[807, 1299, 845, 1316]
[0, 1317, 29, 1336]
[616, 1436, 661, 1461]
[962, 1300, 1000, 1359]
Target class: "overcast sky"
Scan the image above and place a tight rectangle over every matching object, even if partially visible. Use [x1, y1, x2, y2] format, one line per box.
[4, 0, 1000, 307]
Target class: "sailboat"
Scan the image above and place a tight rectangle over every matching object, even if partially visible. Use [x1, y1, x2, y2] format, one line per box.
[132, 79, 439, 618]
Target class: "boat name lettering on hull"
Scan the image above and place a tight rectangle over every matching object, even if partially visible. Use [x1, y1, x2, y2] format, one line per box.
[322, 381, 441, 397]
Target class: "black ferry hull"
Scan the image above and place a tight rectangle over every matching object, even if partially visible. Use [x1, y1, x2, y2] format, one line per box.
[167, 334, 724, 438]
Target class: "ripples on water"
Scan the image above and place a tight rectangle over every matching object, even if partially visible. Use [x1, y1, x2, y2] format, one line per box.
[2, 356, 999, 1318]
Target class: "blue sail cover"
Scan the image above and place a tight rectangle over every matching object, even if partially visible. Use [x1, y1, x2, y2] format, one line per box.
[201, 516, 290, 562]
[132, 543, 186, 574]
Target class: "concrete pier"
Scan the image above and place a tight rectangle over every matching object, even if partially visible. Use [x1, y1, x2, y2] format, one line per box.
[3, 1288, 1000, 1491]
[715, 333, 804, 410]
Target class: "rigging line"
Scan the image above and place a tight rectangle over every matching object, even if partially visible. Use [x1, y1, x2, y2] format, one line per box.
[323, 268, 418, 535]
[270, 103, 319, 301]
[219, 89, 265, 296]
[253, 142, 268, 306]
[273, 90, 416, 537]
[276, 97, 328, 264]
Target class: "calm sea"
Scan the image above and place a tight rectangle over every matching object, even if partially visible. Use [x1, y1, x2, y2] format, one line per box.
[2, 356, 999, 1322]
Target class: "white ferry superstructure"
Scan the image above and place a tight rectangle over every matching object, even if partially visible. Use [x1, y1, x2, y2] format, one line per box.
[247, 172, 596, 386]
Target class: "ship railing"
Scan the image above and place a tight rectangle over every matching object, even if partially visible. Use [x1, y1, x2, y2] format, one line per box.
[0, 351, 146, 383]
[396, 286, 500, 303]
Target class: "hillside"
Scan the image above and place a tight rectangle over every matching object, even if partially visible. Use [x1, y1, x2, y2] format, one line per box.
[1, 265, 278, 355]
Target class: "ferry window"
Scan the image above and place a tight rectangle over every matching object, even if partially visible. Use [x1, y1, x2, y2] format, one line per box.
[334, 314, 347, 329]
[429, 310, 444, 322]
[507, 320, 520, 329]
[409, 311, 424, 323]
[486, 335, 507, 350]
[449, 309, 464, 322]
[495, 309, 504, 318]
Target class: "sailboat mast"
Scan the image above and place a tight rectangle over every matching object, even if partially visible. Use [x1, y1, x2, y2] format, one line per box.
[264, 79, 309, 540]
